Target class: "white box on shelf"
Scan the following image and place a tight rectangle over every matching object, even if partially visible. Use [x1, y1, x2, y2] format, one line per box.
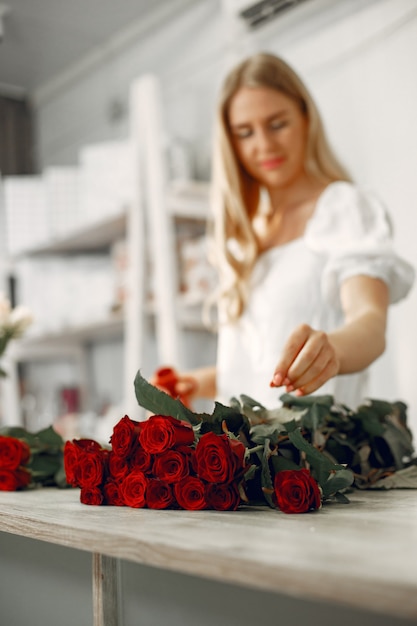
[44, 167, 81, 240]
[4, 176, 51, 255]
[78, 140, 135, 227]
[15, 254, 116, 337]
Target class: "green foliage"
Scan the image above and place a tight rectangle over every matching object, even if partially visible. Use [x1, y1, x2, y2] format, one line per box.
[236, 392, 415, 494]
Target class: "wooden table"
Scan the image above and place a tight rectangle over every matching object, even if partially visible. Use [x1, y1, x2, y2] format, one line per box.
[0, 487, 416, 625]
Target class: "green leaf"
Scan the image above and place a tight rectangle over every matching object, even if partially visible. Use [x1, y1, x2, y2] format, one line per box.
[321, 468, 354, 498]
[363, 399, 397, 418]
[334, 491, 351, 504]
[35, 425, 64, 448]
[134, 370, 204, 426]
[287, 427, 344, 487]
[270, 453, 300, 473]
[243, 464, 258, 482]
[236, 394, 267, 410]
[259, 439, 277, 509]
[250, 423, 285, 446]
[382, 421, 414, 468]
[280, 393, 334, 409]
[205, 402, 250, 436]
[354, 407, 385, 436]
[28, 454, 62, 481]
[300, 403, 331, 432]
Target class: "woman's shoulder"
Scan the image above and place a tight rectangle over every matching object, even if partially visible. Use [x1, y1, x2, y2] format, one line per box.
[305, 181, 393, 252]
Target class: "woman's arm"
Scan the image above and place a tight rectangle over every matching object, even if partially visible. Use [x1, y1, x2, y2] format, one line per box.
[271, 275, 389, 396]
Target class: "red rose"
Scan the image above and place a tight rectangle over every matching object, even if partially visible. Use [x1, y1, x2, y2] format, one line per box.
[0, 468, 31, 491]
[205, 482, 241, 511]
[110, 415, 142, 457]
[146, 479, 175, 509]
[130, 446, 152, 473]
[0, 435, 31, 470]
[64, 439, 104, 487]
[152, 449, 189, 483]
[139, 415, 194, 454]
[64, 439, 106, 488]
[120, 470, 148, 508]
[195, 433, 246, 484]
[80, 486, 104, 506]
[103, 480, 125, 506]
[76, 447, 107, 489]
[64, 441, 79, 486]
[274, 469, 322, 514]
[174, 476, 207, 510]
[108, 452, 129, 481]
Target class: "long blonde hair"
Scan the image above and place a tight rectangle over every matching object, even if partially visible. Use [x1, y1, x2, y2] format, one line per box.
[209, 52, 351, 322]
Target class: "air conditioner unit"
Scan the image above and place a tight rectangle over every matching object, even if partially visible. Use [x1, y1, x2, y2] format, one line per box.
[227, 0, 311, 30]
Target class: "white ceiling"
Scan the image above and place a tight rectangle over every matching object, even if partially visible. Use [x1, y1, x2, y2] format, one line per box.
[0, 0, 189, 96]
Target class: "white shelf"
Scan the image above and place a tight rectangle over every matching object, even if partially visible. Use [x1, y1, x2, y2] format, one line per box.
[11, 295, 208, 360]
[14, 211, 127, 257]
[12, 314, 125, 360]
[11, 180, 209, 258]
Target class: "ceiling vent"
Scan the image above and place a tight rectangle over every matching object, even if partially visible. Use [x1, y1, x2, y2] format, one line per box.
[238, 0, 311, 29]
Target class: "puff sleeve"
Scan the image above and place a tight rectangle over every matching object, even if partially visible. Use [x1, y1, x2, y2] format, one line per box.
[305, 182, 414, 305]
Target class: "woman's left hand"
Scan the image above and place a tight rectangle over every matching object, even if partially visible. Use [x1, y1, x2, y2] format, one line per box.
[270, 323, 340, 396]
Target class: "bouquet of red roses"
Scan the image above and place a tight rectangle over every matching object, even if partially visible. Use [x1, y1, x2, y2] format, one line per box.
[0, 426, 67, 491]
[64, 371, 357, 513]
[64, 414, 247, 510]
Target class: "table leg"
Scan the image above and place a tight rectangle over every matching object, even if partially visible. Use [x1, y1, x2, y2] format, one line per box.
[92, 553, 122, 626]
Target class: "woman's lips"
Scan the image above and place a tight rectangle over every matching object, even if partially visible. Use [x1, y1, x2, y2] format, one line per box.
[259, 157, 285, 170]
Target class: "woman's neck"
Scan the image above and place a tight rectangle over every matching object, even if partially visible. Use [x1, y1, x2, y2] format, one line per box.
[254, 176, 328, 251]
[267, 175, 325, 216]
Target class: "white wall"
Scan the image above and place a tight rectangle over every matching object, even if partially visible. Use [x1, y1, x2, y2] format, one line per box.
[31, 0, 417, 433]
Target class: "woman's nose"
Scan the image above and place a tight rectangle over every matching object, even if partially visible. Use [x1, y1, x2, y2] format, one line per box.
[254, 128, 275, 152]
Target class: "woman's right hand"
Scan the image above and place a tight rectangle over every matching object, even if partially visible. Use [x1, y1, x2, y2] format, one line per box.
[151, 366, 197, 408]
[151, 365, 216, 408]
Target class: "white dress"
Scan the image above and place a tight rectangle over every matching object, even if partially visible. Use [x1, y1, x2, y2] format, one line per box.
[216, 182, 415, 409]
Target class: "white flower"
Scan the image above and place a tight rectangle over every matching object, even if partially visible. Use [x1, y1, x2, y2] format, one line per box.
[9, 305, 33, 337]
[0, 292, 12, 325]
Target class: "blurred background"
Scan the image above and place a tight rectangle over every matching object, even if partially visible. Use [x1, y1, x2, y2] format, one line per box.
[0, 0, 416, 440]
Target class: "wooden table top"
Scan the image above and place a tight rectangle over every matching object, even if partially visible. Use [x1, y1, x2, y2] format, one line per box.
[0, 487, 416, 620]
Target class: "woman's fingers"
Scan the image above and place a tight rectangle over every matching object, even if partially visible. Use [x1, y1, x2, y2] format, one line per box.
[175, 376, 198, 397]
[290, 352, 339, 396]
[271, 325, 340, 395]
[271, 324, 313, 387]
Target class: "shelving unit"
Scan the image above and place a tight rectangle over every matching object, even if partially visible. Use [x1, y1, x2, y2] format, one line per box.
[0, 74, 211, 427]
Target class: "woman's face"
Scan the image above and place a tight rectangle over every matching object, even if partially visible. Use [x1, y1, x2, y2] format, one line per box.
[227, 86, 308, 191]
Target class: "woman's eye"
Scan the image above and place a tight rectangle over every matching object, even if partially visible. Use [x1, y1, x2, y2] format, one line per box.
[270, 120, 287, 131]
[234, 128, 252, 139]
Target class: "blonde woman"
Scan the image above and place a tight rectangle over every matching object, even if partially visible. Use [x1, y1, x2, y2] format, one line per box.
[159, 52, 414, 409]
